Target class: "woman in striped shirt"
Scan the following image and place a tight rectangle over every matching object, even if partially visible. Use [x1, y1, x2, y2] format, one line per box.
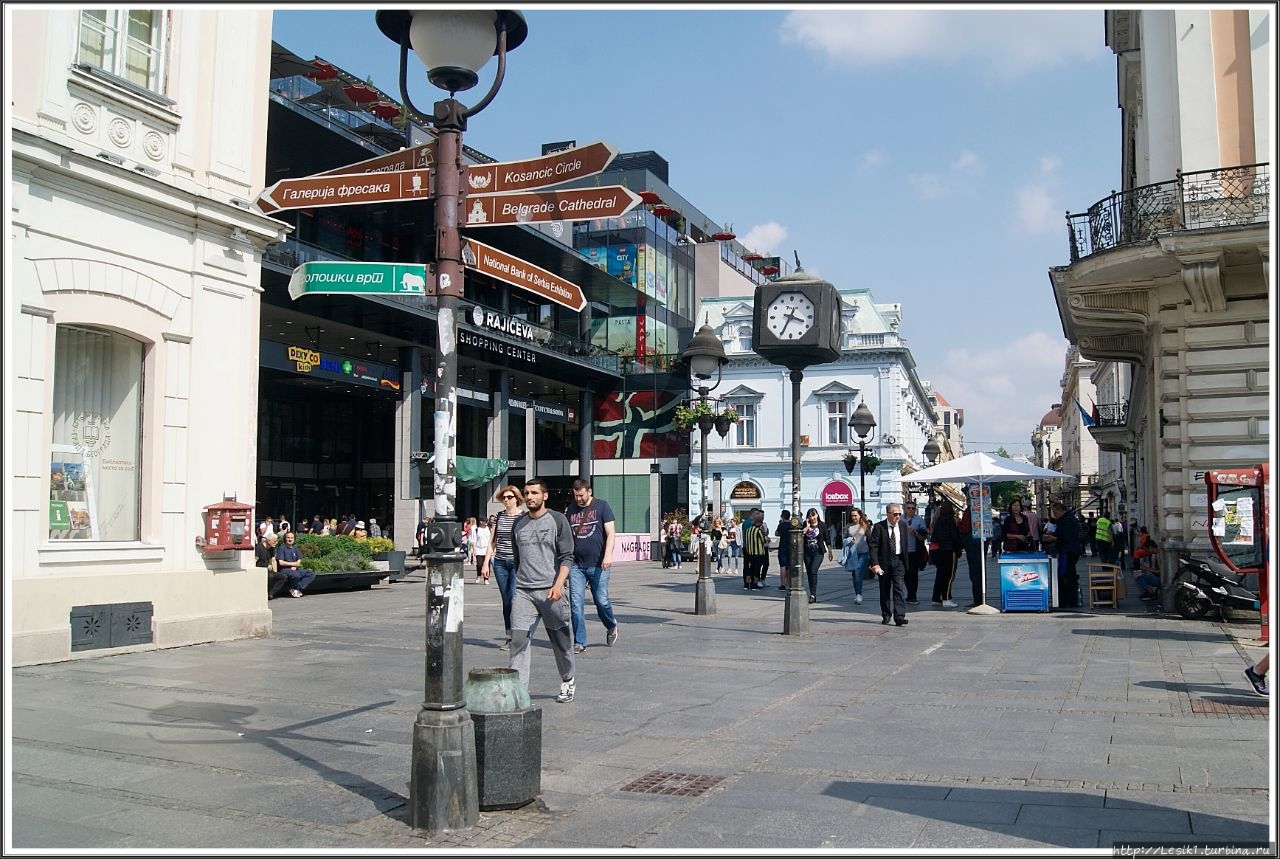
[485, 485, 525, 651]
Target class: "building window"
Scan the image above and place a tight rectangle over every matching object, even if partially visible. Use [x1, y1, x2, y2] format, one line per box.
[735, 325, 751, 353]
[826, 400, 849, 445]
[729, 401, 756, 447]
[78, 10, 165, 91]
[49, 326, 144, 541]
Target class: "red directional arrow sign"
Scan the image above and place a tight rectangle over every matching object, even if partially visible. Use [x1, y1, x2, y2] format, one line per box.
[464, 141, 616, 194]
[461, 237, 586, 312]
[317, 140, 437, 177]
[462, 186, 641, 227]
[257, 169, 433, 214]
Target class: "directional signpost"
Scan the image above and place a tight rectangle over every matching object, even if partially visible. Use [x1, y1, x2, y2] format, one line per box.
[462, 186, 640, 227]
[287, 261, 429, 300]
[318, 140, 438, 177]
[464, 140, 616, 194]
[257, 169, 433, 214]
[460, 237, 585, 311]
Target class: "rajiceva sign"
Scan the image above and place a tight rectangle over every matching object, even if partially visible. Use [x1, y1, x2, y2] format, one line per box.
[820, 481, 854, 506]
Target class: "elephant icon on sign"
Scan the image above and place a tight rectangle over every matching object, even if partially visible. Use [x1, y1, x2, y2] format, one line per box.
[400, 271, 426, 292]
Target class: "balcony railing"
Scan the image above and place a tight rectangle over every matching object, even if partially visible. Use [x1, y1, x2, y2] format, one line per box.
[1094, 401, 1127, 427]
[1066, 163, 1270, 262]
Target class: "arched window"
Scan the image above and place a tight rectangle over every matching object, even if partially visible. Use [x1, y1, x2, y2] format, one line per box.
[49, 326, 144, 542]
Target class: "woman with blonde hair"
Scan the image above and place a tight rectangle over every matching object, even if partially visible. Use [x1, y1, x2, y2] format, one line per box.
[485, 485, 524, 650]
[842, 509, 871, 605]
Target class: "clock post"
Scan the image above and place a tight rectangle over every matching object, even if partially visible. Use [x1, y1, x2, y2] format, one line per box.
[752, 257, 843, 635]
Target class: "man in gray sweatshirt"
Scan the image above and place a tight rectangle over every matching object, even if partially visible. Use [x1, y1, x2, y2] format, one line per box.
[510, 477, 577, 703]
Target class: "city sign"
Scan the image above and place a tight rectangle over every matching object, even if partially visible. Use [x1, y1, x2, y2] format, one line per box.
[460, 237, 586, 311]
[465, 141, 617, 194]
[318, 141, 437, 177]
[287, 261, 428, 299]
[462, 186, 641, 228]
[257, 169, 433, 214]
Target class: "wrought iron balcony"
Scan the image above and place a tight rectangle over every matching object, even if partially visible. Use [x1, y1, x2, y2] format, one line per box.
[1094, 401, 1127, 427]
[1066, 163, 1270, 262]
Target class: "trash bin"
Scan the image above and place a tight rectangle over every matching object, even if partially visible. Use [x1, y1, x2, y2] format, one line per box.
[464, 667, 541, 810]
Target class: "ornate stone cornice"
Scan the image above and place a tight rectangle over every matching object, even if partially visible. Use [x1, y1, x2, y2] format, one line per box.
[1077, 333, 1148, 365]
[1066, 288, 1151, 332]
[1177, 250, 1227, 313]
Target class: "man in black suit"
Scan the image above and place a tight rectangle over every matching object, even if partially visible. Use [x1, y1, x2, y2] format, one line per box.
[868, 503, 910, 626]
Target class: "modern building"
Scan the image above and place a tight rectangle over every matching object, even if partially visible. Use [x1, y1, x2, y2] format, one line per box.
[689, 282, 938, 534]
[9, 9, 288, 665]
[1048, 9, 1270, 552]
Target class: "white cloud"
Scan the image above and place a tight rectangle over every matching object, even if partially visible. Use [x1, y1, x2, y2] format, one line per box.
[858, 149, 887, 172]
[739, 221, 788, 255]
[952, 150, 984, 175]
[780, 9, 1101, 78]
[907, 173, 945, 198]
[1013, 154, 1065, 234]
[930, 330, 1068, 453]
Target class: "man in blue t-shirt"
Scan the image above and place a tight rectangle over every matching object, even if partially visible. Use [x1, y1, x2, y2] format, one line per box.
[565, 478, 618, 653]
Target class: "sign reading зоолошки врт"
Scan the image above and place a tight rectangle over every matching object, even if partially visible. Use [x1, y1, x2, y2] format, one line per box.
[287, 261, 429, 300]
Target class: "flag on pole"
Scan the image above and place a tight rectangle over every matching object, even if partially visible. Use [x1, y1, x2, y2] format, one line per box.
[1075, 398, 1096, 427]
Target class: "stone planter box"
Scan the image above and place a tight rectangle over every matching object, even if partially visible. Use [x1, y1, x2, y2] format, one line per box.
[373, 550, 408, 582]
[304, 571, 388, 593]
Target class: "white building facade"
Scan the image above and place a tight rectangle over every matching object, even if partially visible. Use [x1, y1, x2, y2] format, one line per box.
[1049, 9, 1270, 551]
[689, 288, 937, 531]
[8, 8, 287, 664]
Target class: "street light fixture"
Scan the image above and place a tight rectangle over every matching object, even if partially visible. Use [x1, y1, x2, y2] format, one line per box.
[376, 7, 526, 834]
[921, 435, 941, 512]
[849, 400, 877, 513]
[680, 322, 728, 616]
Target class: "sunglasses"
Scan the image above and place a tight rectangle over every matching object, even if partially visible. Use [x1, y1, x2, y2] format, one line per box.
[502, 494, 517, 500]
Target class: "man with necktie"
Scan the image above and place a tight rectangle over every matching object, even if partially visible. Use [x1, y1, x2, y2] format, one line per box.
[869, 503, 911, 626]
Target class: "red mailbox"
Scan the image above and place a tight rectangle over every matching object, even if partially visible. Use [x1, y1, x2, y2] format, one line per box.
[201, 498, 256, 552]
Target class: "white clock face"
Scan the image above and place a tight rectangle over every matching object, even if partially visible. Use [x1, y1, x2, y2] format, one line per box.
[765, 292, 816, 340]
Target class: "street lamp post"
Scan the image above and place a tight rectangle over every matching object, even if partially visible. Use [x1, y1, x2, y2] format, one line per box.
[921, 435, 941, 518]
[681, 323, 728, 616]
[849, 401, 877, 514]
[376, 8, 526, 834]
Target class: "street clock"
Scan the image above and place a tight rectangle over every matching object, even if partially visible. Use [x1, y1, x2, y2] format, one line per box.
[751, 262, 843, 371]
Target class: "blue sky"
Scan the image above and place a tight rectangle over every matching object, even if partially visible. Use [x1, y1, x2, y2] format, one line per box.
[273, 5, 1120, 456]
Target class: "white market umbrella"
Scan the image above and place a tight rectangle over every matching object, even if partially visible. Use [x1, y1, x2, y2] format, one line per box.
[885, 452, 1073, 614]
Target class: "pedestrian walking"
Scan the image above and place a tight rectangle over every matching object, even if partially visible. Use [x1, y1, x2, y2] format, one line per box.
[725, 516, 740, 571]
[869, 503, 910, 626]
[841, 509, 871, 605]
[773, 510, 792, 590]
[566, 478, 619, 653]
[742, 508, 769, 591]
[471, 517, 491, 584]
[799, 508, 833, 603]
[902, 501, 927, 604]
[1243, 653, 1270, 697]
[928, 498, 962, 607]
[486, 485, 524, 651]
[510, 478, 577, 704]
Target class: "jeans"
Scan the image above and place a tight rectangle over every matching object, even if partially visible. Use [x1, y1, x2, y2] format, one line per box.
[1135, 570, 1160, 592]
[726, 542, 740, 569]
[667, 540, 682, 568]
[492, 556, 516, 634]
[569, 564, 617, 648]
[284, 568, 315, 593]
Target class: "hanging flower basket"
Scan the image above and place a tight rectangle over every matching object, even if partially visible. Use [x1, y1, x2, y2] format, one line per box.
[842, 454, 858, 475]
[860, 453, 882, 474]
[674, 401, 738, 433]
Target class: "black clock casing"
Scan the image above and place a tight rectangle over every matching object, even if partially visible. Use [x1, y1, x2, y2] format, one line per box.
[751, 273, 843, 370]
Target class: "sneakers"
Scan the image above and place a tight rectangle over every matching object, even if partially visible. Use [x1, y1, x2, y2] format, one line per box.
[573, 644, 587, 654]
[289, 588, 303, 598]
[907, 599, 920, 605]
[498, 638, 511, 652]
[854, 594, 863, 604]
[606, 626, 618, 647]
[1244, 666, 1269, 697]
[556, 679, 576, 703]
[942, 600, 959, 608]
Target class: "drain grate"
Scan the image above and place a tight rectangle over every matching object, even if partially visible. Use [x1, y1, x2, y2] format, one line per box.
[1190, 699, 1269, 716]
[620, 770, 725, 797]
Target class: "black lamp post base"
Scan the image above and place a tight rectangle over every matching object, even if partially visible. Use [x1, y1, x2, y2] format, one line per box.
[410, 706, 479, 832]
[783, 580, 810, 634]
[695, 545, 716, 614]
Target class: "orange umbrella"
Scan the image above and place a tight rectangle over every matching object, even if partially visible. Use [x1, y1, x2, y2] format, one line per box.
[369, 100, 401, 121]
[343, 83, 380, 104]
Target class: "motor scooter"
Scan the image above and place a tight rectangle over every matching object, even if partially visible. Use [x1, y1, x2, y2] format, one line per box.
[1173, 555, 1260, 620]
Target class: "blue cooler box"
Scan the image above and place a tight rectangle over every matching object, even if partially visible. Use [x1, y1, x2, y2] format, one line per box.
[998, 553, 1051, 612]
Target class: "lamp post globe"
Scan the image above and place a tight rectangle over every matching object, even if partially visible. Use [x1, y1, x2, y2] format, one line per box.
[848, 401, 877, 512]
[376, 7, 525, 835]
[680, 323, 727, 615]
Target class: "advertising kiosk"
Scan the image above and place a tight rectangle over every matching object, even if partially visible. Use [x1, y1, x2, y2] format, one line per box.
[998, 552, 1051, 612]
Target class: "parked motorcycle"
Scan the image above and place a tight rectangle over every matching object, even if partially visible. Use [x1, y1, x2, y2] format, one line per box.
[1173, 555, 1260, 620]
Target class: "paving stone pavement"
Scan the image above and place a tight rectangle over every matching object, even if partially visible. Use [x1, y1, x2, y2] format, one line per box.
[8, 556, 1273, 852]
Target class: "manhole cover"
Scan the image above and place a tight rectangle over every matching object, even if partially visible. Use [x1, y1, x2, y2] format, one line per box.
[1190, 699, 1268, 715]
[620, 771, 725, 797]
